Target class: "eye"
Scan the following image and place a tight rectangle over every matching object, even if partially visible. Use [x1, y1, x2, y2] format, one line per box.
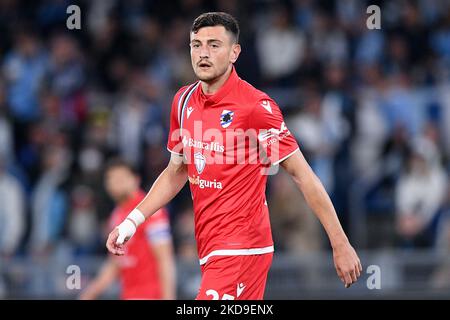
[192, 43, 200, 48]
[211, 44, 219, 48]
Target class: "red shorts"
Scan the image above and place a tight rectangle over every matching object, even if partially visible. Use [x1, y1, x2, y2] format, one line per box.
[196, 253, 273, 300]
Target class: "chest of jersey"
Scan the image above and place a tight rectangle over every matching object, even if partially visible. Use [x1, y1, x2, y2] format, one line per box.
[180, 97, 254, 189]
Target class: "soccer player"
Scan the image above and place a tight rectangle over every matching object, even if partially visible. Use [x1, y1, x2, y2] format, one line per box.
[106, 12, 362, 300]
[81, 159, 176, 300]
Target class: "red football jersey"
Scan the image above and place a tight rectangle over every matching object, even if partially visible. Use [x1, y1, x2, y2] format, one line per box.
[167, 66, 299, 265]
[109, 190, 171, 299]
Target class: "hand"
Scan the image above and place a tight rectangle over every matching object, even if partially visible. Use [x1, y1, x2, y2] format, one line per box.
[105, 219, 136, 255]
[106, 228, 125, 256]
[332, 241, 362, 288]
[106, 209, 145, 255]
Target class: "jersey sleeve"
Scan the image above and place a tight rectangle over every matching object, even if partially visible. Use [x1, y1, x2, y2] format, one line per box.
[166, 87, 188, 155]
[249, 97, 299, 165]
[144, 207, 172, 245]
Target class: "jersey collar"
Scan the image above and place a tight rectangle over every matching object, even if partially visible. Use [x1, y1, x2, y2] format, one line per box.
[198, 65, 239, 106]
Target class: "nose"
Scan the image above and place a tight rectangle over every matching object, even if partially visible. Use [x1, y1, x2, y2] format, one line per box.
[199, 45, 210, 59]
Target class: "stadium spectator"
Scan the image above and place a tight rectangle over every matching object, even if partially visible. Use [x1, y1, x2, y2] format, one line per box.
[430, 182, 450, 289]
[2, 28, 47, 123]
[0, 81, 14, 164]
[256, 4, 306, 86]
[67, 185, 100, 256]
[0, 154, 25, 258]
[29, 144, 70, 256]
[395, 139, 447, 248]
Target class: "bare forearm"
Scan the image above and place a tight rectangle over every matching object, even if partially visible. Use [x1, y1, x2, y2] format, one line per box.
[136, 163, 187, 219]
[282, 151, 362, 287]
[281, 151, 348, 248]
[293, 171, 348, 248]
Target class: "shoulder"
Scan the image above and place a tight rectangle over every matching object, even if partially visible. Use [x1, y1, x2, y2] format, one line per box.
[173, 81, 200, 101]
[170, 82, 200, 120]
[236, 80, 285, 128]
[237, 81, 281, 126]
[174, 85, 191, 98]
[236, 78, 275, 115]
[237, 78, 270, 103]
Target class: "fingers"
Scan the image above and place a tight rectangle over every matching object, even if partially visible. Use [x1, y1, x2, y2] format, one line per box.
[342, 263, 363, 288]
[116, 227, 130, 246]
[106, 229, 125, 256]
[350, 270, 358, 282]
[356, 259, 363, 277]
[116, 232, 126, 245]
[336, 268, 345, 284]
[355, 265, 361, 278]
[333, 245, 363, 288]
[343, 272, 353, 288]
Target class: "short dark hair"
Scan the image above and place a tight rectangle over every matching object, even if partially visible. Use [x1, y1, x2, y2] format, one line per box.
[104, 157, 138, 175]
[191, 12, 240, 43]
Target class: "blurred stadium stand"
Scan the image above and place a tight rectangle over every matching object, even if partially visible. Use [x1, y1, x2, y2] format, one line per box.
[1, 0, 450, 299]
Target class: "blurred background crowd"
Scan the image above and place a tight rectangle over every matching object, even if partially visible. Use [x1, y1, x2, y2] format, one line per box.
[1, 0, 450, 298]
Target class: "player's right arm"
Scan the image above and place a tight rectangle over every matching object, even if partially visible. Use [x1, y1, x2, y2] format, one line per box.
[106, 87, 190, 256]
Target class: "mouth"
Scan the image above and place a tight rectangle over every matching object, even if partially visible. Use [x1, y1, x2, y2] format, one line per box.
[198, 61, 212, 69]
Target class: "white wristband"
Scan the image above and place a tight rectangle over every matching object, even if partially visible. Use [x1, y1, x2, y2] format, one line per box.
[127, 208, 146, 227]
[115, 209, 146, 245]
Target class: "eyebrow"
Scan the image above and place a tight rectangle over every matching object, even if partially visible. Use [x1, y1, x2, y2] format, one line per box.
[190, 39, 223, 44]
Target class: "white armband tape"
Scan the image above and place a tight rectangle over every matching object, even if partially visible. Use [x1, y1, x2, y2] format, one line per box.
[116, 208, 146, 245]
[127, 208, 146, 227]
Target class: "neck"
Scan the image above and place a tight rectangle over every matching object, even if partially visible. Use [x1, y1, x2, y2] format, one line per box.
[201, 65, 233, 95]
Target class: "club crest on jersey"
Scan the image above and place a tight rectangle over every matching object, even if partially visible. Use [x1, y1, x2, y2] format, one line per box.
[194, 152, 206, 174]
[220, 110, 234, 128]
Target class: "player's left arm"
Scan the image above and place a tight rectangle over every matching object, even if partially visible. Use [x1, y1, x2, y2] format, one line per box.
[250, 96, 362, 287]
[280, 150, 362, 287]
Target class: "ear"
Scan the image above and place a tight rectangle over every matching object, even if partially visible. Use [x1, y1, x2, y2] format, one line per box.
[230, 43, 241, 64]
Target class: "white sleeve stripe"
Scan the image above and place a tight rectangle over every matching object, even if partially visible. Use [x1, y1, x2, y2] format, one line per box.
[180, 82, 200, 135]
[272, 148, 299, 166]
[177, 84, 195, 124]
